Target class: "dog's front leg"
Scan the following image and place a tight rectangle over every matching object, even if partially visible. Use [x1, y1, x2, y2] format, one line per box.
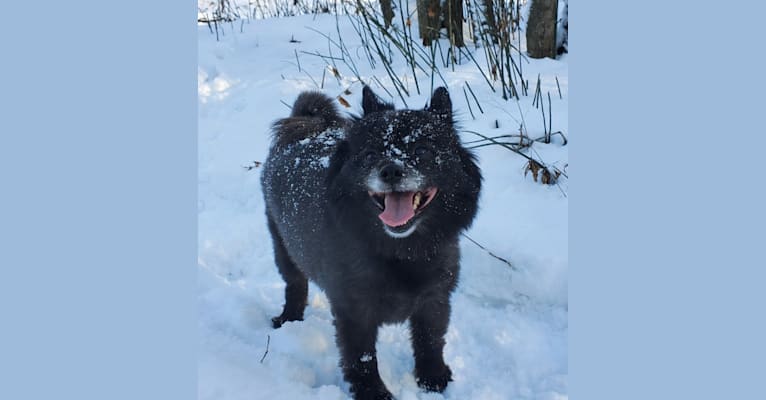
[410, 295, 453, 393]
[334, 313, 392, 400]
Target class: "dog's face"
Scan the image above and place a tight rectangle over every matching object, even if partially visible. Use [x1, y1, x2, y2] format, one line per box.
[327, 87, 482, 245]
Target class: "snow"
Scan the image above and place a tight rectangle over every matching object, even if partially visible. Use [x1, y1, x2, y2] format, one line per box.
[199, 7, 567, 400]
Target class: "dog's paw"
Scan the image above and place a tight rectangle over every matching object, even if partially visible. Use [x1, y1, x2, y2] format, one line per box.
[271, 314, 303, 329]
[415, 364, 453, 393]
[271, 316, 284, 329]
[351, 385, 394, 400]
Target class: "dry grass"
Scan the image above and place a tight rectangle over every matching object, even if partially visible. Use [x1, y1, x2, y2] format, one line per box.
[524, 159, 561, 185]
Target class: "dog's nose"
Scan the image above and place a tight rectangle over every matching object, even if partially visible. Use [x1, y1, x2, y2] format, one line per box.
[379, 163, 404, 184]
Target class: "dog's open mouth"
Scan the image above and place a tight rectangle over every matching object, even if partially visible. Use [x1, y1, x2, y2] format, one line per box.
[368, 188, 438, 228]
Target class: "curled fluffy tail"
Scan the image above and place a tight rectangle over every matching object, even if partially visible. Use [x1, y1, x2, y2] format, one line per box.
[290, 91, 340, 121]
[271, 91, 345, 146]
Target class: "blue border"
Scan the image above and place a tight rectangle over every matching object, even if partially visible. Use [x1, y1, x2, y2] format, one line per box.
[571, 2, 766, 399]
[0, 1, 196, 399]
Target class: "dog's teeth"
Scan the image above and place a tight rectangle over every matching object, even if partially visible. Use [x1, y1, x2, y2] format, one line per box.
[413, 192, 422, 209]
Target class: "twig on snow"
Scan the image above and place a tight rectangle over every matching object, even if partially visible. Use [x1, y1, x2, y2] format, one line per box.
[461, 233, 517, 271]
[260, 334, 271, 363]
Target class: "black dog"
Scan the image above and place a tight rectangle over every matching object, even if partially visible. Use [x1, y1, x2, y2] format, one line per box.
[261, 86, 482, 399]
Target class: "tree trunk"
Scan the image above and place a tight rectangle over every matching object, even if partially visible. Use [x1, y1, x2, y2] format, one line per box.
[417, 0, 441, 46]
[526, 0, 558, 59]
[442, 0, 464, 47]
[379, 0, 394, 28]
[481, 0, 498, 43]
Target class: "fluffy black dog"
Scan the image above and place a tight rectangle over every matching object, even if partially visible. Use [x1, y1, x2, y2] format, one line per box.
[261, 86, 482, 400]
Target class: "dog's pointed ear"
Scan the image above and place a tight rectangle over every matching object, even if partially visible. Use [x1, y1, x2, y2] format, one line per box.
[427, 87, 452, 120]
[362, 85, 394, 115]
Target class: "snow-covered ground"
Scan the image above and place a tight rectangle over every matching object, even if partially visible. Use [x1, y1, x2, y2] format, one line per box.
[199, 10, 567, 400]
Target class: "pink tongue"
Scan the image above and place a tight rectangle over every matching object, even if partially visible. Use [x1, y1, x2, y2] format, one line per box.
[379, 192, 416, 227]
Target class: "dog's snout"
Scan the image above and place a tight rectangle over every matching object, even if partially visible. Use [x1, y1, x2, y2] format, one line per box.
[379, 163, 404, 184]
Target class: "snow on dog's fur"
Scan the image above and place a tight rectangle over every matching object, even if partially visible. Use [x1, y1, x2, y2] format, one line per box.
[261, 86, 482, 400]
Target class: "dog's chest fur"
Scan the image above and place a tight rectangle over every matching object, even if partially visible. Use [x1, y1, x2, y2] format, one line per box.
[333, 254, 459, 323]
